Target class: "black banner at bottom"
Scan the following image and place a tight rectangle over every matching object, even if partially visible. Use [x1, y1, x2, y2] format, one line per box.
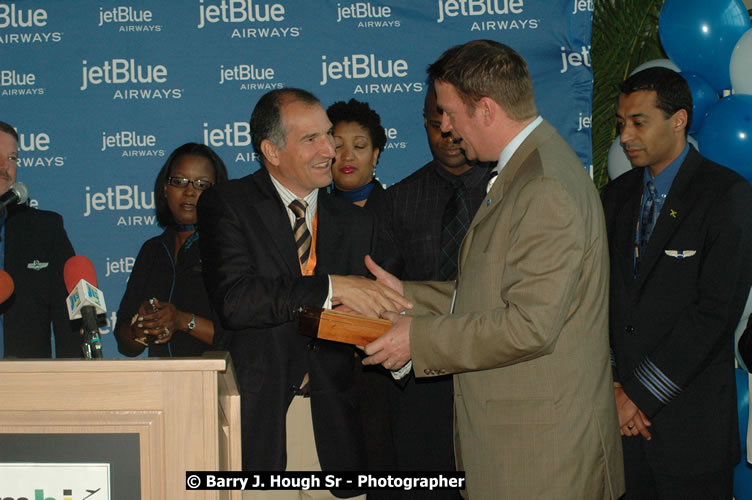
[186, 471, 465, 491]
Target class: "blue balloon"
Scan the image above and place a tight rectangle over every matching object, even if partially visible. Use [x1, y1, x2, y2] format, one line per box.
[697, 95, 752, 181]
[660, 0, 751, 93]
[736, 368, 752, 499]
[680, 72, 719, 135]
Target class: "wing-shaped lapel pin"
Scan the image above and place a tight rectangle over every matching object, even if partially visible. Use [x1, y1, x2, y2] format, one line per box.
[27, 260, 49, 270]
[664, 250, 696, 259]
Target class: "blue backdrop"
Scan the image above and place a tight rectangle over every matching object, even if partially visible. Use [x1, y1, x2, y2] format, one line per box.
[0, 0, 593, 357]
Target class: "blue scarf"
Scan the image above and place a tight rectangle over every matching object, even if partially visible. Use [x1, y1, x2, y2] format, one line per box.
[333, 182, 375, 203]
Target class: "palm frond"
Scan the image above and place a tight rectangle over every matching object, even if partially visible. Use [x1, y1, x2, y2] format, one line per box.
[592, 0, 665, 189]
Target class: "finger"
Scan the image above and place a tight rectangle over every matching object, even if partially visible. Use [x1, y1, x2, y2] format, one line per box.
[363, 335, 387, 356]
[365, 255, 387, 280]
[380, 310, 401, 323]
[632, 414, 652, 440]
[362, 350, 389, 366]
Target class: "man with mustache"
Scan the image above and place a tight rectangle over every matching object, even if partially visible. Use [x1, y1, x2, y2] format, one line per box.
[366, 83, 491, 499]
[0, 120, 78, 358]
[602, 67, 752, 498]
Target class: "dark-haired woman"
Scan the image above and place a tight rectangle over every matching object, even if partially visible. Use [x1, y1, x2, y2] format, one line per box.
[327, 98, 387, 207]
[115, 143, 228, 357]
[327, 100, 399, 484]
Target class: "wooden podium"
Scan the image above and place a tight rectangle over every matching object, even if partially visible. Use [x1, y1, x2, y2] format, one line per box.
[0, 351, 241, 499]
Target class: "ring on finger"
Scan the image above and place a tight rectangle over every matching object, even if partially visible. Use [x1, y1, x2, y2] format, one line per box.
[627, 424, 634, 430]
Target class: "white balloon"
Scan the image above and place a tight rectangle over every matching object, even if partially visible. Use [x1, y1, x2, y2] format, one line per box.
[731, 29, 752, 95]
[607, 137, 632, 180]
[630, 58, 681, 76]
[688, 134, 699, 152]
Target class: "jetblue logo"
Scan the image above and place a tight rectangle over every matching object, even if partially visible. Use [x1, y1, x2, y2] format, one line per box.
[560, 45, 591, 73]
[198, 0, 286, 28]
[16, 130, 65, 168]
[0, 4, 63, 44]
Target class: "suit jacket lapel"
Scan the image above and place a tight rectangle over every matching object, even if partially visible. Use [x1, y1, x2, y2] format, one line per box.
[637, 149, 700, 283]
[458, 121, 550, 269]
[314, 191, 344, 274]
[251, 169, 301, 276]
[613, 170, 643, 286]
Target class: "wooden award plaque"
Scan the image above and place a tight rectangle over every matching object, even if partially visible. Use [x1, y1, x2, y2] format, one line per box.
[298, 306, 392, 346]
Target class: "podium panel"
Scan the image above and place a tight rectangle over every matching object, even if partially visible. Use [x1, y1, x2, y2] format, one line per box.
[0, 352, 241, 500]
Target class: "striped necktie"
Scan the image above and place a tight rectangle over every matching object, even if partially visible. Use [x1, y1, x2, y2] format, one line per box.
[289, 199, 311, 266]
[640, 180, 659, 248]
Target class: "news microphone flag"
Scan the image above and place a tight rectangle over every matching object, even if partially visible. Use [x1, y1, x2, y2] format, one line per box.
[66, 279, 106, 321]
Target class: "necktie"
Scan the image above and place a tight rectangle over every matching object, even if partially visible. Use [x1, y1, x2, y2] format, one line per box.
[289, 199, 311, 267]
[640, 180, 659, 249]
[439, 180, 471, 280]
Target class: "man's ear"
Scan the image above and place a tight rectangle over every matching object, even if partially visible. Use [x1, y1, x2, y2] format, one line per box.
[672, 109, 688, 134]
[478, 97, 496, 125]
[261, 139, 280, 167]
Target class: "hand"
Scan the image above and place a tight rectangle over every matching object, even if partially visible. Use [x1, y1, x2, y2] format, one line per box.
[365, 255, 404, 296]
[614, 385, 652, 440]
[330, 275, 411, 319]
[362, 311, 411, 370]
[133, 298, 181, 344]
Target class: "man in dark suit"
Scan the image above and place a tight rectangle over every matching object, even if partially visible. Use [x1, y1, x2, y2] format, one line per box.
[0, 120, 78, 359]
[602, 67, 752, 499]
[197, 88, 406, 500]
[367, 85, 490, 498]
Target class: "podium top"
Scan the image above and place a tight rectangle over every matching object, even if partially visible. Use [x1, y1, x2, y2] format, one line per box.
[0, 350, 232, 374]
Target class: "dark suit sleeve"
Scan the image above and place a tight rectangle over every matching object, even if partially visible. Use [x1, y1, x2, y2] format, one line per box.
[367, 187, 405, 277]
[50, 215, 78, 358]
[625, 180, 752, 417]
[197, 186, 329, 331]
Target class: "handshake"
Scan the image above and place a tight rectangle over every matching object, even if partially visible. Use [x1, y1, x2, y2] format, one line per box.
[326, 255, 414, 371]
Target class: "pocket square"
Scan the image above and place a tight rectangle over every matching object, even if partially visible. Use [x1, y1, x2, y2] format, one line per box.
[665, 250, 696, 259]
[27, 259, 49, 270]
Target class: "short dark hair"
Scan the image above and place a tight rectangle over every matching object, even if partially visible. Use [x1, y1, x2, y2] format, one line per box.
[154, 142, 228, 227]
[427, 39, 536, 120]
[326, 99, 387, 154]
[619, 67, 692, 136]
[0, 121, 18, 142]
[250, 88, 321, 164]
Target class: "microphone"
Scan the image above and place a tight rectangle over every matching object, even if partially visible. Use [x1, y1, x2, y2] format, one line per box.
[0, 182, 29, 217]
[64, 256, 106, 359]
[0, 269, 14, 304]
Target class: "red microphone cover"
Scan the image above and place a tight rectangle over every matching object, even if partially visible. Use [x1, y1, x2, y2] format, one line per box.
[0, 269, 14, 303]
[64, 256, 98, 292]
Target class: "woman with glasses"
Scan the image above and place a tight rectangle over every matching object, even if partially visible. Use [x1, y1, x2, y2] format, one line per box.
[114, 142, 228, 357]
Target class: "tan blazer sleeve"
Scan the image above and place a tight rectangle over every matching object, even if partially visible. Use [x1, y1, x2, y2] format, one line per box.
[410, 176, 589, 377]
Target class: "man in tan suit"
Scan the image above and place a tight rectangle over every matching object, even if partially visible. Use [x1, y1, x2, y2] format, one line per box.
[360, 40, 625, 498]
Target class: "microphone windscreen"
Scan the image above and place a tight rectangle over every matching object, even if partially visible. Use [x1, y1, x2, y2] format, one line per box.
[0, 269, 14, 303]
[64, 256, 98, 292]
[10, 182, 29, 204]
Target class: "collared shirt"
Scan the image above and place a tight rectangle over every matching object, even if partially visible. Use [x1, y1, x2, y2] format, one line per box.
[487, 116, 543, 193]
[268, 172, 332, 307]
[494, 116, 543, 175]
[269, 174, 319, 233]
[641, 143, 689, 224]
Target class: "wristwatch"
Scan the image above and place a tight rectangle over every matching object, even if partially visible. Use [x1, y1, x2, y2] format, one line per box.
[186, 314, 196, 332]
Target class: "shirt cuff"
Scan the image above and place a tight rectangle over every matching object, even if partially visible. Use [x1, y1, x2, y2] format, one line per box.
[323, 276, 333, 309]
[391, 360, 412, 380]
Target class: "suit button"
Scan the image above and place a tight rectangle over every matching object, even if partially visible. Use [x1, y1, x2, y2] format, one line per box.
[624, 325, 635, 335]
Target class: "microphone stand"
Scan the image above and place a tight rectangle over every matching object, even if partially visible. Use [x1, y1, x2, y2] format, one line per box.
[80, 306, 103, 359]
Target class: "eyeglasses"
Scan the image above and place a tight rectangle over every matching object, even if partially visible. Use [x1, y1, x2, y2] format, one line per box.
[166, 176, 214, 191]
